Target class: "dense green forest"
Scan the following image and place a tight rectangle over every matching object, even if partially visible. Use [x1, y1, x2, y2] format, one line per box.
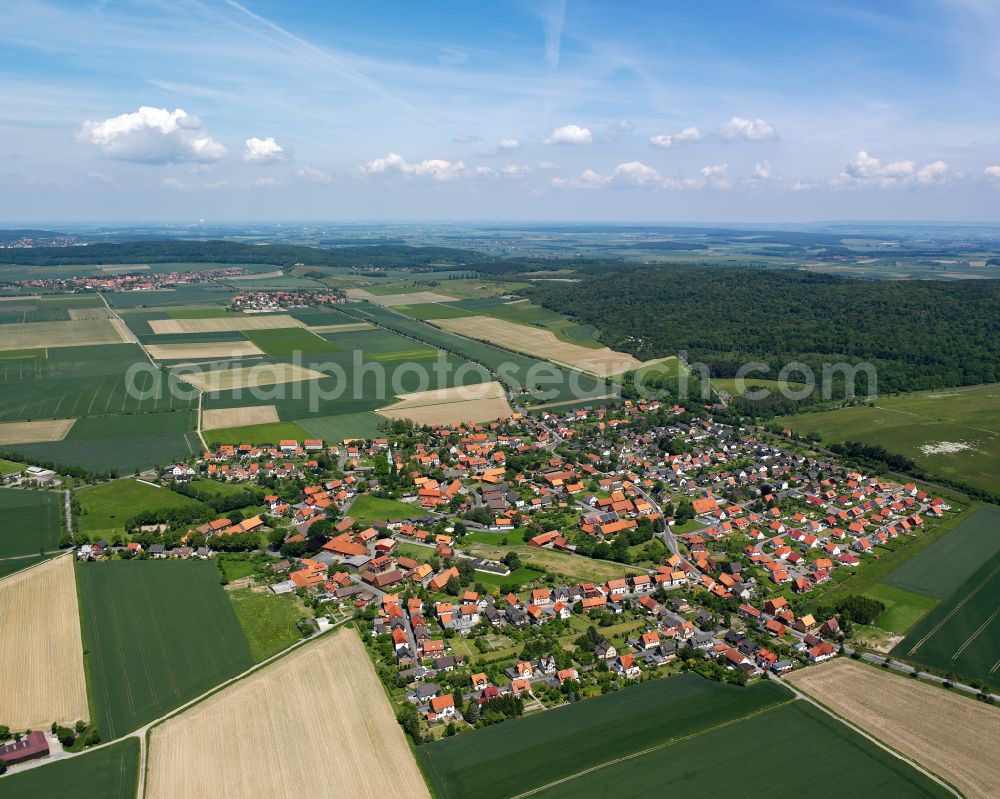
[529, 267, 1000, 394]
[0, 240, 484, 268]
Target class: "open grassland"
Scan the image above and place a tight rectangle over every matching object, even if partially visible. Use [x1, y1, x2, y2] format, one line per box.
[146, 340, 264, 360]
[787, 658, 999, 799]
[202, 404, 279, 430]
[78, 560, 254, 738]
[148, 313, 304, 334]
[468, 542, 646, 582]
[377, 380, 513, 426]
[865, 583, 940, 634]
[419, 676, 789, 799]
[0, 555, 88, 729]
[349, 493, 417, 524]
[528, 697, 950, 799]
[0, 417, 75, 444]
[146, 629, 430, 799]
[777, 383, 1000, 494]
[244, 326, 338, 356]
[0, 738, 139, 799]
[432, 315, 641, 376]
[0, 318, 132, 351]
[175, 362, 326, 392]
[75, 478, 207, 535]
[228, 588, 307, 662]
[892, 549, 1000, 690]
[0, 487, 62, 557]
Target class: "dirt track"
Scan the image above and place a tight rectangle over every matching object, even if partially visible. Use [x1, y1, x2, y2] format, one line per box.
[786, 658, 1000, 799]
[146, 629, 430, 799]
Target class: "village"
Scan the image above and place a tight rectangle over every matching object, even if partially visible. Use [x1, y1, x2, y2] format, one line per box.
[59, 397, 956, 743]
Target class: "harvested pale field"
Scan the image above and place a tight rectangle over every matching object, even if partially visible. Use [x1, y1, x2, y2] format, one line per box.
[146, 629, 430, 799]
[432, 316, 642, 376]
[68, 307, 115, 320]
[348, 287, 459, 306]
[146, 341, 265, 360]
[226, 270, 284, 280]
[0, 295, 41, 302]
[0, 318, 132, 351]
[0, 418, 76, 445]
[785, 658, 1000, 799]
[378, 381, 513, 426]
[0, 555, 88, 729]
[308, 321, 374, 333]
[175, 362, 326, 392]
[202, 405, 279, 430]
[99, 264, 150, 273]
[148, 314, 304, 335]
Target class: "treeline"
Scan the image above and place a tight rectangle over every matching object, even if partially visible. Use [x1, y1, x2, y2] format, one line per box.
[0, 240, 484, 269]
[529, 266, 1000, 394]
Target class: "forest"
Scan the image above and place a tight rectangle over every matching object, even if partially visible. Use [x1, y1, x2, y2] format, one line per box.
[529, 266, 1000, 394]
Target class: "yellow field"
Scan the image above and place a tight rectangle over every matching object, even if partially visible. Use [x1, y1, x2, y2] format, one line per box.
[0, 418, 76, 445]
[175, 362, 325, 392]
[202, 405, 279, 430]
[226, 270, 284, 280]
[431, 316, 642, 376]
[378, 381, 513, 426]
[99, 264, 150, 272]
[0, 318, 133, 351]
[785, 659, 1000, 799]
[146, 629, 430, 799]
[347, 288, 459, 306]
[148, 314, 304, 335]
[0, 555, 89, 729]
[308, 322, 374, 333]
[146, 341, 265, 360]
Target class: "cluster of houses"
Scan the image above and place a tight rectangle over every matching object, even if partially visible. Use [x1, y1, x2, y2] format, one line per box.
[230, 289, 344, 312]
[11, 265, 252, 293]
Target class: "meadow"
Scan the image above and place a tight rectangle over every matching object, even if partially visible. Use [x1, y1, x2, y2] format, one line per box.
[349, 494, 417, 524]
[228, 587, 308, 662]
[75, 477, 207, 535]
[776, 383, 1000, 494]
[77, 560, 254, 738]
[0, 738, 139, 799]
[419, 676, 790, 799]
[0, 486, 62, 557]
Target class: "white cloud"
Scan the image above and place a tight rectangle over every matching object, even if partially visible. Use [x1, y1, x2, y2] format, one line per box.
[790, 180, 818, 191]
[498, 138, 519, 150]
[243, 136, 286, 162]
[613, 119, 635, 134]
[752, 161, 775, 180]
[359, 153, 465, 181]
[700, 163, 732, 189]
[649, 127, 704, 148]
[543, 124, 593, 144]
[841, 151, 949, 187]
[160, 177, 186, 190]
[501, 164, 531, 178]
[720, 116, 777, 141]
[250, 177, 276, 187]
[452, 133, 482, 143]
[77, 107, 226, 163]
[538, 160, 558, 170]
[552, 161, 663, 189]
[475, 166, 497, 177]
[296, 166, 332, 183]
[86, 171, 113, 183]
[985, 165, 1000, 180]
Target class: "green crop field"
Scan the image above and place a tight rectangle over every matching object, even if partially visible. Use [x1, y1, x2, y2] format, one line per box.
[883, 505, 1000, 598]
[892, 548, 1000, 690]
[419, 676, 791, 799]
[0, 486, 62, 557]
[349, 493, 416, 524]
[297, 411, 384, 441]
[0, 553, 53, 579]
[77, 560, 254, 737]
[228, 587, 307, 662]
[203, 420, 311, 446]
[0, 738, 139, 799]
[244, 327, 338, 356]
[395, 302, 477, 320]
[776, 383, 1000, 494]
[75, 478, 207, 535]
[529, 699, 950, 799]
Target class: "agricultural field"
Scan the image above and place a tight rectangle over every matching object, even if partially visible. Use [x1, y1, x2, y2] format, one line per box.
[349, 494, 417, 524]
[297, 410, 384, 441]
[377, 381, 513, 426]
[0, 317, 132, 351]
[148, 313, 303, 334]
[432, 315, 641, 376]
[175, 362, 326, 392]
[203, 420, 310, 446]
[787, 658, 1000, 799]
[0, 553, 52, 580]
[228, 588, 309, 662]
[75, 478, 207, 536]
[0, 418, 75, 445]
[0, 486, 62, 557]
[776, 383, 1000, 494]
[467, 542, 647, 582]
[145, 340, 264, 360]
[348, 287, 459, 305]
[243, 327, 338, 356]
[0, 738, 139, 799]
[419, 676, 790, 799]
[0, 555, 88, 729]
[145, 629, 429, 799]
[202, 404, 279, 431]
[77, 560, 254, 738]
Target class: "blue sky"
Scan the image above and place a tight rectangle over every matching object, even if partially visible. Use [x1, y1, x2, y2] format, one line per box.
[2, 0, 999, 223]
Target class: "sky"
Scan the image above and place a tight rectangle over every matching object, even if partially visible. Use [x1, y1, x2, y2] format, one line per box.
[2, 0, 1000, 224]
